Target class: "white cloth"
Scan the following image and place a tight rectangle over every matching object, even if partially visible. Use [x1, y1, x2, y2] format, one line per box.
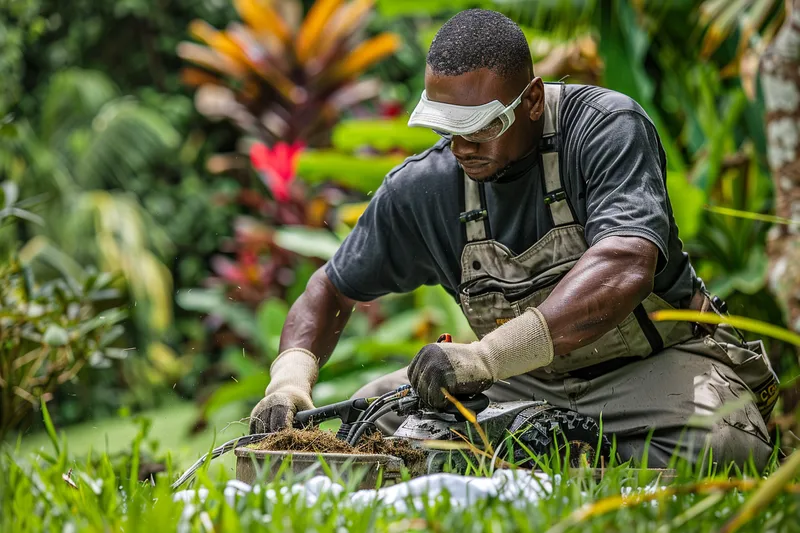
[173, 470, 555, 525]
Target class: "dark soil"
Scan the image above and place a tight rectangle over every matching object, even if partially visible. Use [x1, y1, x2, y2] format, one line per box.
[246, 428, 426, 468]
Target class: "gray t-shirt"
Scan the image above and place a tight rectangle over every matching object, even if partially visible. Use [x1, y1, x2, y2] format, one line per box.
[326, 84, 701, 308]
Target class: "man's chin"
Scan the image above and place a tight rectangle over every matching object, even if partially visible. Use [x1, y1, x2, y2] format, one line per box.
[462, 163, 497, 182]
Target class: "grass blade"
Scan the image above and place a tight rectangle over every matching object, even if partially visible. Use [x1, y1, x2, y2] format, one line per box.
[720, 450, 800, 533]
[40, 397, 60, 456]
[657, 492, 725, 533]
[441, 388, 492, 454]
[704, 205, 800, 226]
[649, 310, 800, 346]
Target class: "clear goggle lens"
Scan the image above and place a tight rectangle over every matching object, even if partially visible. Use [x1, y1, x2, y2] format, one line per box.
[433, 116, 507, 144]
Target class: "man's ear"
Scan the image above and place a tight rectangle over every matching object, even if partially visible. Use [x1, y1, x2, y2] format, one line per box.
[526, 77, 545, 121]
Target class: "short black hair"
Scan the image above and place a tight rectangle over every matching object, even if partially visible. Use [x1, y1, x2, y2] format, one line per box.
[427, 9, 533, 79]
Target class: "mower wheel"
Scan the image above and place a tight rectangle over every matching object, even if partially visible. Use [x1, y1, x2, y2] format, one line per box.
[505, 405, 613, 468]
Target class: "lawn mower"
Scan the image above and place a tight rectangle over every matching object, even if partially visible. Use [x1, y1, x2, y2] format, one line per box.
[172, 384, 613, 490]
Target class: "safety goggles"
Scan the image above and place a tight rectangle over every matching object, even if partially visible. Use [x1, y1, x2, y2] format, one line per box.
[407, 81, 532, 143]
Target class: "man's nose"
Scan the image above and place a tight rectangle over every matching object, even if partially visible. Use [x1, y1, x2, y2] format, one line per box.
[450, 136, 479, 158]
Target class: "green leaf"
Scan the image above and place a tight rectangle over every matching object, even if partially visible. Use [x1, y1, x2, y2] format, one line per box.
[704, 205, 800, 226]
[286, 259, 317, 306]
[42, 325, 69, 347]
[40, 398, 60, 456]
[75, 100, 180, 189]
[298, 151, 403, 193]
[176, 288, 257, 341]
[415, 285, 476, 342]
[18, 236, 87, 292]
[371, 309, 427, 343]
[0, 206, 45, 225]
[175, 288, 225, 313]
[1, 181, 18, 209]
[0, 122, 18, 139]
[41, 69, 119, 142]
[651, 310, 800, 347]
[74, 308, 128, 338]
[376, 0, 474, 17]
[331, 118, 440, 153]
[273, 226, 342, 260]
[98, 325, 126, 348]
[255, 299, 288, 356]
[202, 373, 269, 418]
[666, 171, 706, 240]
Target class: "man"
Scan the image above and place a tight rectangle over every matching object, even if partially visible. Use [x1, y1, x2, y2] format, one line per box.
[249, 9, 778, 469]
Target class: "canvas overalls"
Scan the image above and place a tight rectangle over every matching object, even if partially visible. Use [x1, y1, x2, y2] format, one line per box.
[352, 83, 779, 469]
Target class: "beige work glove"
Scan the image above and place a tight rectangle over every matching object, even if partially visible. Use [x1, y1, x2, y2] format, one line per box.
[248, 348, 318, 434]
[408, 308, 554, 409]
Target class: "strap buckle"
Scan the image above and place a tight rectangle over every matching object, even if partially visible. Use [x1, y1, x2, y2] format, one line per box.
[543, 190, 567, 205]
[540, 135, 558, 153]
[459, 209, 488, 224]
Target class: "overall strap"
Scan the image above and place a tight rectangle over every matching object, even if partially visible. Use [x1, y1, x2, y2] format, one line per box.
[540, 83, 575, 227]
[461, 171, 490, 242]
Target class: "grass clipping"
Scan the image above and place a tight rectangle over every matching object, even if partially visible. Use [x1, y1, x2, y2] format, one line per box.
[246, 428, 425, 467]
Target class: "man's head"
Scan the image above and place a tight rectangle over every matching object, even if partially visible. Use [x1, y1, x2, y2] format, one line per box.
[408, 9, 545, 181]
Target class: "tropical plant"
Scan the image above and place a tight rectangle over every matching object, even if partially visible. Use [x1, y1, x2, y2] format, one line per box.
[178, 0, 401, 148]
[2, 69, 178, 348]
[0, 0, 47, 118]
[173, 0, 409, 358]
[0, 187, 128, 437]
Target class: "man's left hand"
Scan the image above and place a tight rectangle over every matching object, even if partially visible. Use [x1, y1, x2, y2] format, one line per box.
[408, 308, 555, 410]
[408, 342, 493, 410]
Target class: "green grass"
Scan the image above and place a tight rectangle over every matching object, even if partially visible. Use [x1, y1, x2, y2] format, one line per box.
[2, 402, 800, 533]
[10, 399, 250, 479]
[2, 439, 799, 532]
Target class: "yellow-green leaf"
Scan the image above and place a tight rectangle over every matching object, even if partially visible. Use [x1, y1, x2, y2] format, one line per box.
[649, 310, 800, 346]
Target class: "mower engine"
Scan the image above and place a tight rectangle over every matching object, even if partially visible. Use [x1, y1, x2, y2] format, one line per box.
[174, 388, 612, 491]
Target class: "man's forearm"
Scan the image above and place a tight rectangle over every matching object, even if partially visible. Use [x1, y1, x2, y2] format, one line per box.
[279, 267, 356, 366]
[537, 236, 658, 355]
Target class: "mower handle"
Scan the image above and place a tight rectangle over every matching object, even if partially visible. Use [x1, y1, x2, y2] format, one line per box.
[294, 397, 371, 427]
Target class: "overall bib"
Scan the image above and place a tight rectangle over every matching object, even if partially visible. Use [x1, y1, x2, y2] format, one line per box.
[457, 82, 694, 379]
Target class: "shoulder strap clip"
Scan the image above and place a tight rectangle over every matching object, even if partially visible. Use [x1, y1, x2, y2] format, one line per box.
[459, 208, 488, 224]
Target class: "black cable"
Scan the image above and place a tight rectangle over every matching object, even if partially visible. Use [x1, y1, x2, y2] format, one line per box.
[348, 385, 413, 443]
[347, 403, 396, 446]
[346, 389, 398, 442]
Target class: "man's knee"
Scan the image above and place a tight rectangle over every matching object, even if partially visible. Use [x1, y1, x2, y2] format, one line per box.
[604, 353, 773, 470]
[619, 407, 772, 471]
[702, 421, 773, 471]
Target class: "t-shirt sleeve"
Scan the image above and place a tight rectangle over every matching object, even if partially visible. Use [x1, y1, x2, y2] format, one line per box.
[325, 177, 437, 301]
[581, 111, 671, 272]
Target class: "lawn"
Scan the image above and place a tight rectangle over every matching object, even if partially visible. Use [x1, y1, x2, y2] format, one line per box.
[10, 399, 248, 480]
[2, 400, 800, 532]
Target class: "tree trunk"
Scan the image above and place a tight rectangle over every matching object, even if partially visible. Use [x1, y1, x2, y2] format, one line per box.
[760, 0, 800, 332]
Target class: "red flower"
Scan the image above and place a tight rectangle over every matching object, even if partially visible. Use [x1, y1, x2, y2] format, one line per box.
[379, 101, 404, 118]
[210, 249, 265, 285]
[250, 141, 305, 202]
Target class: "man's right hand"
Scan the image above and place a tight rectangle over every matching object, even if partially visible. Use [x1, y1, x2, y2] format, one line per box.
[248, 388, 314, 434]
[248, 348, 319, 435]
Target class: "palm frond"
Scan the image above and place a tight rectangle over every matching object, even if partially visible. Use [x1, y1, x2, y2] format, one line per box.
[41, 69, 119, 145]
[74, 100, 180, 189]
